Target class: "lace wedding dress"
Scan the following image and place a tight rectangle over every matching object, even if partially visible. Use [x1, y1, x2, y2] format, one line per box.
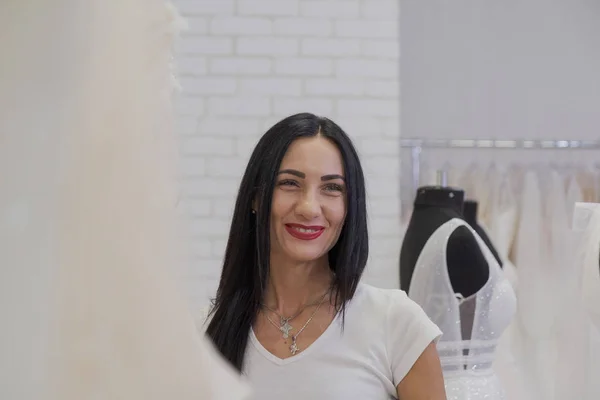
[0, 1, 250, 399]
[408, 218, 516, 399]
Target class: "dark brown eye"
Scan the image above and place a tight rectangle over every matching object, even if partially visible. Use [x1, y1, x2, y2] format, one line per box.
[278, 179, 299, 187]
[324, 183, 344, 192]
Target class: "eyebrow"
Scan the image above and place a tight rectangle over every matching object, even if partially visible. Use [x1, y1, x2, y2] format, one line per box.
[321, 174, 345, 181]
[278, 169, 345, 181]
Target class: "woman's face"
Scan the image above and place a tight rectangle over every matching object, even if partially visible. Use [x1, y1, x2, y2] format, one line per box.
[269, 136, 347, 263]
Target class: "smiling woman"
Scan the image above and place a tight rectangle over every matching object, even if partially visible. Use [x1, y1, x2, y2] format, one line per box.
[271, 137, 347, 265]
[205, 113, 446, 400]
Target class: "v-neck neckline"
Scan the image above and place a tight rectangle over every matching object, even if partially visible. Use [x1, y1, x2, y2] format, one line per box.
[249, 308, 343, 366]
[417, 218, 495, 339]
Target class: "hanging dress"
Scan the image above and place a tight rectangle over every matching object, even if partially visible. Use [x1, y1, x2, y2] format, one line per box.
[485, 168, 519, 289]
[0, 1, 251, 399]
[558, 202, 600, 399]
[484, 168, 535, 400]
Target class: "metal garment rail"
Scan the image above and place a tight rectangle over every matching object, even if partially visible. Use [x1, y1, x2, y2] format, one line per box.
[400, 138, 600, 191]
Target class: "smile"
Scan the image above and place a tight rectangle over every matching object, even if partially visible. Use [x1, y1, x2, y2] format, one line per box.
[285, 224, 325, 240]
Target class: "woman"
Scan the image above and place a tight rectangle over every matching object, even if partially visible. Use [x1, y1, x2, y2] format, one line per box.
[206, 113, 446, 399]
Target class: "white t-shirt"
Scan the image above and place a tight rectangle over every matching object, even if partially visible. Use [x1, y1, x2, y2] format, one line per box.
[243, 283, 442, 399]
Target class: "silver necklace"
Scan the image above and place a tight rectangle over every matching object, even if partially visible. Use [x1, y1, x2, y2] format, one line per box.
[261, 289, 329, 340]
[263, 291, 329, 355]
[262, 307, 304, 339]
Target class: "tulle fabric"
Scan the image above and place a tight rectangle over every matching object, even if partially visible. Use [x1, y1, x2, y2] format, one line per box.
[556, 202, 600, 400]
[0, 1, 250, 399]
[408, 218, 517, 399]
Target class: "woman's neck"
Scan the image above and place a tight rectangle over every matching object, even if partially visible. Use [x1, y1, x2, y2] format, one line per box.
[263, 255, 333, 316]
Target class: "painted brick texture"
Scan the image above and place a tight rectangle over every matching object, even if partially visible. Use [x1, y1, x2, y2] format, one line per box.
[172, 0, 401, 316]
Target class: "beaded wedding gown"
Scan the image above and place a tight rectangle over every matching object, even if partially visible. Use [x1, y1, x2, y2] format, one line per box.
[0, 1, 250, 399]
[408, 218, 516, 399]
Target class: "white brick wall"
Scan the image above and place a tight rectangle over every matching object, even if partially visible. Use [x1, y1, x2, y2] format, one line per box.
[172, 0, 401, 312]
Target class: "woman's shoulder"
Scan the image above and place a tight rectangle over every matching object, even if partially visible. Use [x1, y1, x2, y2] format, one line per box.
[352, 283, 440, 335]
[352, 283, 418, 314]
[353, 283, 442, 384]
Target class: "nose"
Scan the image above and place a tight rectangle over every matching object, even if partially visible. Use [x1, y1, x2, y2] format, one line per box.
[295, 191, 321, 220]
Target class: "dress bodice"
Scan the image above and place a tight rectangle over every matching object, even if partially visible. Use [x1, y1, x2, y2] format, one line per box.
[408, 218, 516, 399]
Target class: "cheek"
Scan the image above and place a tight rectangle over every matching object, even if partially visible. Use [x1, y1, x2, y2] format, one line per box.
[271, 191, 296, 221]
[324, 200, 347, 228]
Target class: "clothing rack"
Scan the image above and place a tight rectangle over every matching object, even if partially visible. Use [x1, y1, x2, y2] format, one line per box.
[400, 138, 600, 150]
[401, 138, 600, 192]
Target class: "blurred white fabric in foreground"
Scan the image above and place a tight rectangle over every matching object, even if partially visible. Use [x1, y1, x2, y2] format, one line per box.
[0, 1, 250, 399]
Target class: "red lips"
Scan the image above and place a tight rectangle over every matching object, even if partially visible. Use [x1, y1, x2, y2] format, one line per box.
[284, 223, 325, 240]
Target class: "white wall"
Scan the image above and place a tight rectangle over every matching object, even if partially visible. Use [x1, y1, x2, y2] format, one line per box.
[401, 0, 600, 142]
[399, 0, 600, 202]
[171, 0, 402, 311]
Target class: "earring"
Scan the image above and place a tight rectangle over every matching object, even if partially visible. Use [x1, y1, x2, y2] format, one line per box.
[251, 209, 256, 214]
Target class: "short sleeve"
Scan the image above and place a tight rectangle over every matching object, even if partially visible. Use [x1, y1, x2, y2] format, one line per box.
[386, 290, 442, 386]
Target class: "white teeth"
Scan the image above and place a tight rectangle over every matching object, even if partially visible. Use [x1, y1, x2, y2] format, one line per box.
[294, 227, 319, 233]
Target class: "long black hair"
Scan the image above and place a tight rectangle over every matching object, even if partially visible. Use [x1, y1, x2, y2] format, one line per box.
[205, 113, 368, 371]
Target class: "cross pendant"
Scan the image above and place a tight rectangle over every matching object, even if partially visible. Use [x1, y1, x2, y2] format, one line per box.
[279, 318, 293, 339]
[289, 340, 299, 355]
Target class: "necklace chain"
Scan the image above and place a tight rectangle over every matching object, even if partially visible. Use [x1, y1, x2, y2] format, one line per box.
[261, 289, 330, 355]
[261, 293, 325, 336]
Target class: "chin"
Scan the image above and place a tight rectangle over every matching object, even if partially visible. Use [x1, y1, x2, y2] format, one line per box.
[282, 244, 328, 263]
[286, 251, 324, 263]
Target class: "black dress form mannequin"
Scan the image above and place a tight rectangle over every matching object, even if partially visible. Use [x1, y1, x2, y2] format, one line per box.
[400, 186, 489, 300]
[463, 200, 503, 268]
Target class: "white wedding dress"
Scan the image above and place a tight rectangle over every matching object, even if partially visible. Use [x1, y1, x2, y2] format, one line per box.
[507, 168, 555, 399]
[578, 203, 600, 399]
[0, 1, 250, 399]
[408, 218, 516, 399]
[556, 202, 600, 399]
[479, 168, 518, 289]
